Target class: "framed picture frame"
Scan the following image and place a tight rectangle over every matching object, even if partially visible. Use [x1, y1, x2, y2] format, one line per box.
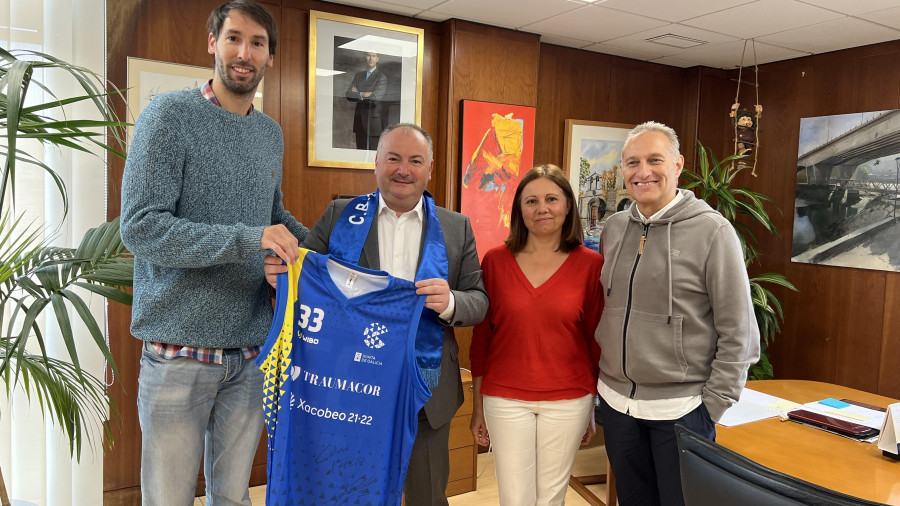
[563, 119, 634, 251]
[308, 11, 424, 170]
[791, 109, 900, 270]
[459, 99, 536, 261]
[126, 57, 264, 144]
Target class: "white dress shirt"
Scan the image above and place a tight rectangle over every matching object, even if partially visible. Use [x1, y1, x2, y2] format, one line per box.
[376, 196, 455, 320]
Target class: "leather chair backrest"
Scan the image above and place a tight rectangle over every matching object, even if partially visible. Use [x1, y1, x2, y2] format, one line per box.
[675, 424, 885, 506]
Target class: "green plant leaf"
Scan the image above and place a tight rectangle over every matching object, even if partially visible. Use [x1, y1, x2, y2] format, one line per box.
[59, 288, 119, 380]
[751, 272, 798, 290]
[0, 48, 132, 469]
[690, 140, 797, 377]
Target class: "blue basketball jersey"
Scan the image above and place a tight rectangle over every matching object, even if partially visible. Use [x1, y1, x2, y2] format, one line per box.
[258, 249, 432, 505]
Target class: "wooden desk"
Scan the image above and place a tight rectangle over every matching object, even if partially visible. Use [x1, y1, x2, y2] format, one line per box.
[717, 380, 900, 504]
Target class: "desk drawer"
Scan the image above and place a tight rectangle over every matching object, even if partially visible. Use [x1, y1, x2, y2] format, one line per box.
[449, 414, 472, 449]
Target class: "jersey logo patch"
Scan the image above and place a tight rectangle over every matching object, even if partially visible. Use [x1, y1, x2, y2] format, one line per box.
[363, 322, 387, 349]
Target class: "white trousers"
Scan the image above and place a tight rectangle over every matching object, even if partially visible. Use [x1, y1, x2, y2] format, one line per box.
[483, 394, 594, 506]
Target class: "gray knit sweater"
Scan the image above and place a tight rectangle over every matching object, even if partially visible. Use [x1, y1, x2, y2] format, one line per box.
[121, 88, 308, 348]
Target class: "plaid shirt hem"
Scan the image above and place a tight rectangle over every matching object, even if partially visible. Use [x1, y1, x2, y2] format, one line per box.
[151, 342, 261, 364]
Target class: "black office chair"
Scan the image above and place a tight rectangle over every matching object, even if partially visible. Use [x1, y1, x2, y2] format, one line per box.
[675, 425, 885, 506]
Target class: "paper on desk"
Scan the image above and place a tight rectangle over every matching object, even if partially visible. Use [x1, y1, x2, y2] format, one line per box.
[877, 403, 900, 455]
[718, 388, 800, 427]
[802, 401, 886, 430]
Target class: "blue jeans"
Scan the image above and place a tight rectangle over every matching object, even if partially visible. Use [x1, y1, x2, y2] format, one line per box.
[599, 397, 716, 506]
[138, 342, 264, 506]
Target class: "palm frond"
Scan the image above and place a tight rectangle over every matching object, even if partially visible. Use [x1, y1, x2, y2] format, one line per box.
[0, 49, 130, 215]
[0, 219, 132, 383]
[688, 140, 798, 379]
[0, 344, 115, 460]
[0, 47, 133, 483]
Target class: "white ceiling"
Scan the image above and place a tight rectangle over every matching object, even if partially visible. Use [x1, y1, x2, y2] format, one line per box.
[320, 0, 900, 69]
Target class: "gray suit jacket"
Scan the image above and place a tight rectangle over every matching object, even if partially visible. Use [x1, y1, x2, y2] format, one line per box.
[302, 198, 489, 428]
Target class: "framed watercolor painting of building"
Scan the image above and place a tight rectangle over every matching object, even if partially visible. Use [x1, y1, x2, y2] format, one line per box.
[563, 119, 634, 252]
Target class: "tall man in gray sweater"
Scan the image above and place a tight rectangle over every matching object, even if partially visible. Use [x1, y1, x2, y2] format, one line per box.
[120, 1, 307, 504]
[595, 122, 759, 506]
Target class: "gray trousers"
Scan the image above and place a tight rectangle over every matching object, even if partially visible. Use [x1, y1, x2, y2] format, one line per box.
[404, 410, 452, 506]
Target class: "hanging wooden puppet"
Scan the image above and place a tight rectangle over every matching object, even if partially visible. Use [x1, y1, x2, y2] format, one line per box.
[731, 39, 762, 176]
[730, 103, 762, 155]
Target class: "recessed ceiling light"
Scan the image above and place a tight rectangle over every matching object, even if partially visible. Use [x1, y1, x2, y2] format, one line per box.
[568, 0, 607, 5]
[645, 34, 707, 49]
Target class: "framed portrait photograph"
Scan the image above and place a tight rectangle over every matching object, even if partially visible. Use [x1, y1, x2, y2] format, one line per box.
[459, 99, 536, 261]
[126, 57, 264, 144]
[564, 119, 634, 252]
[308, 11, 424, 170]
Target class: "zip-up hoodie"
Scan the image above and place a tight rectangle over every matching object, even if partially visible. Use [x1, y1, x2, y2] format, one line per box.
[594, 189, 760, 422]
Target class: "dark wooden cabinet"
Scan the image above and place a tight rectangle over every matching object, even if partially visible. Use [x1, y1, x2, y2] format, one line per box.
[446, 369, 477, 497]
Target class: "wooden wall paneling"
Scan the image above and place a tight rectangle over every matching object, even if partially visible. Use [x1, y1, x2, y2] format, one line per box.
[828, 268, 885, 393]
[740, 42, 900, 393]
[533, 44, 613, 167]
[105, 0, 141, 497]
[694, 63, 801, 380]
[691, 67, 735, 171]
[607, 59, 686, 131]
[776, 263, 840, 382]
[678, 66, 702, 171]
[279, 4, 310, 224]
[421, 28, 448, 208]
[880, 274, 900, 398]
[437, 20, 458, 211]
[443, 20, 541, 212]
[711, 53, 821, 381]
[748, 63, 807, 279]
[455, 327, 473, 371]
[778, 263, 886, 392]
[852, 51, 900, 114]
[866, 49, 900, 400]
[804, 58, 859, 117]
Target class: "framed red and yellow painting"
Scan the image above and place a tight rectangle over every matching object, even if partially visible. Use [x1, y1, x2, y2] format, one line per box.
[459, 100, 536, 261]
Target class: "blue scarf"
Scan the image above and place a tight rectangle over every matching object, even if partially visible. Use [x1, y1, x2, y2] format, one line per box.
[329, 190, 447, 390]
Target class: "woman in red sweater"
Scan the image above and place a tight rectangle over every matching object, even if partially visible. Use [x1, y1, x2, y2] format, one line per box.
[469, 164, 604, 505]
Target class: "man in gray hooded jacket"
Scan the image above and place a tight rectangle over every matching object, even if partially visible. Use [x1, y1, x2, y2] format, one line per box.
[595, 121, 759, 506]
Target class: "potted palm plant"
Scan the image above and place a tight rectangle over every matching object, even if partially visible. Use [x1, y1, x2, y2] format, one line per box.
[0, 48, 133, 505]
[682, 141, 797, 380]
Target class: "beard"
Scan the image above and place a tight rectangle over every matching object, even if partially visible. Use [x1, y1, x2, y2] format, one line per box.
[214, 52, 266, 96]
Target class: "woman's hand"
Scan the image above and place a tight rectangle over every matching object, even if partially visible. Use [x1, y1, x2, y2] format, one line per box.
[581, 411, 597, 445]
[470, 411, 490, 447]
[470, 376, 490, 446]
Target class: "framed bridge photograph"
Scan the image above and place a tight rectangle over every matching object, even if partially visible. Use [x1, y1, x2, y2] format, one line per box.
[308, 11, 424, 170]
[791, 109, 900, 271]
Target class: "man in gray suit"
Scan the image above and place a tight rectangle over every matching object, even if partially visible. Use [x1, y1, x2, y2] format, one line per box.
[265, 123, 488, 505]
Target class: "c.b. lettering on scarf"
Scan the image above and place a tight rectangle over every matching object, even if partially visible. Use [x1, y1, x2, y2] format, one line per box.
[347, 200, 370, 225]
